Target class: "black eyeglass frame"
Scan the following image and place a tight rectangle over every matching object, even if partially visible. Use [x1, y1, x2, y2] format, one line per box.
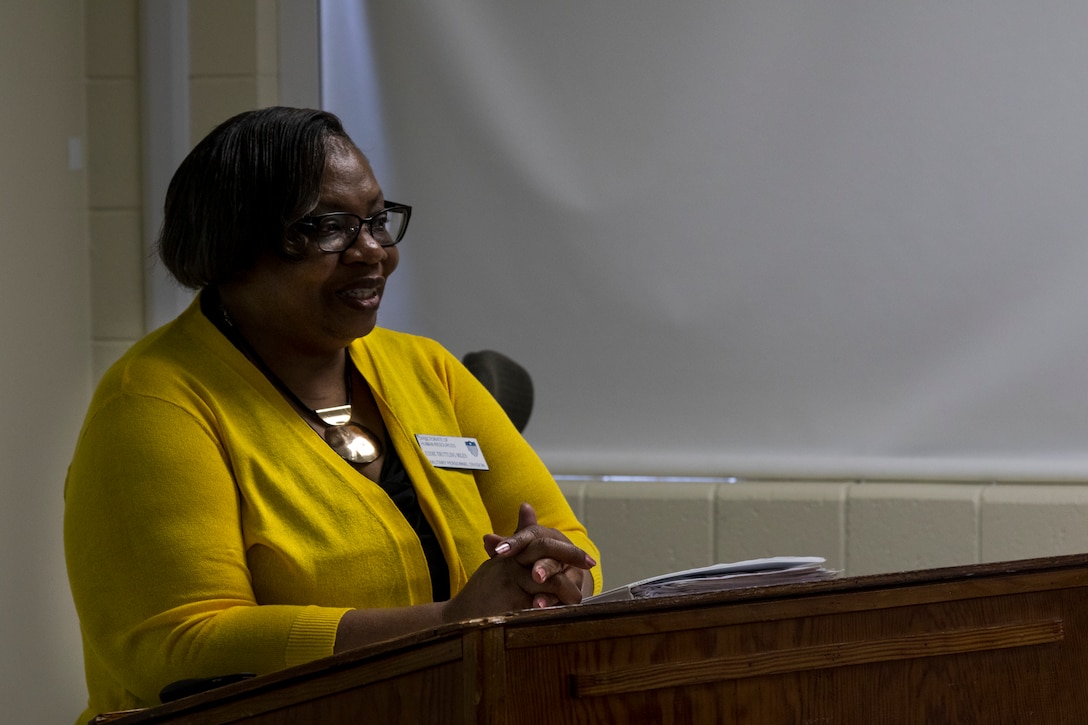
[295, 201, 412, 253]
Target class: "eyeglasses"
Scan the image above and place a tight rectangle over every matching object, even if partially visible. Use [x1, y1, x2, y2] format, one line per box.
[295, 202, 412, 253]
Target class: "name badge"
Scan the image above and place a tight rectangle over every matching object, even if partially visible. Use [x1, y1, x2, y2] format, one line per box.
[416, 434, 490, 471]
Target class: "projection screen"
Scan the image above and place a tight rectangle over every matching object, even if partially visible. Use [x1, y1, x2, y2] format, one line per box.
[322, 1, 1088, 480]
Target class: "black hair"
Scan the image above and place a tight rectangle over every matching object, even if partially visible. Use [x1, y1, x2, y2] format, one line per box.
[157, 106, 354, 289]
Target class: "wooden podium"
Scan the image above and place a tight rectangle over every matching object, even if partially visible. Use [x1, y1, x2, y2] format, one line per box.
[108, 554, 1088, 724]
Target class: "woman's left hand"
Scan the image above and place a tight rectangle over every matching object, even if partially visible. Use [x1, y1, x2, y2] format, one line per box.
[483, 502, 597, 609]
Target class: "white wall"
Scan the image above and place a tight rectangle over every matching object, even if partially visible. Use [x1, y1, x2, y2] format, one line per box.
[0, 2, 92, 722]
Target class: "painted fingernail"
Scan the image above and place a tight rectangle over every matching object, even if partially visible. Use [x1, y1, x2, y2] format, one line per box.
[495, 541, 511, 554]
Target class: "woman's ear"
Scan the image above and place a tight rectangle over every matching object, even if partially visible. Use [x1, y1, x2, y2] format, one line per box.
[281, 226, 310, 259]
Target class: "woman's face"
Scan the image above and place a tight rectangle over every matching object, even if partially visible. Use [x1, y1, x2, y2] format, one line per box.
[231, 139, 400, 355]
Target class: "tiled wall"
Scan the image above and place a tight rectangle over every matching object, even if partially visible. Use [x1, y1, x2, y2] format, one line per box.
[189, 0, 279, 143]
[85, 3, 1088, 598]
[86, 0, 144, 379]
[559, 478, 1088, 590]
[85, 0, 278, 379]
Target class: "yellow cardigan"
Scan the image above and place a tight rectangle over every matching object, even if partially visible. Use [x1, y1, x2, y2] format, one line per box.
[64, 298, 599, 720]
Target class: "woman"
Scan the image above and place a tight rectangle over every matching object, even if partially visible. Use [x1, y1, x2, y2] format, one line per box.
[64, 107, 600, 721]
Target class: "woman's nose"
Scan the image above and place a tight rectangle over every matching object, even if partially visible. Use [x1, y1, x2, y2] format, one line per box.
[342, 230, 387, 263]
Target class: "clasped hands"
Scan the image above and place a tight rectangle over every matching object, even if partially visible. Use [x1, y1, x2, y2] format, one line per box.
[444, 503, 596, 622]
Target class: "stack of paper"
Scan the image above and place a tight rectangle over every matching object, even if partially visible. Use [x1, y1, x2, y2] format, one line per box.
[585, 556, 839, 604]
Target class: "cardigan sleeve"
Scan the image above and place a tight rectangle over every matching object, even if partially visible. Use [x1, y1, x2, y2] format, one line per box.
[64, 392, 350, 707]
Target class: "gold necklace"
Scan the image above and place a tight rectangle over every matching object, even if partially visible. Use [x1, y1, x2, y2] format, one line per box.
[313, 365, 384, 464]
[212, 292, 383, 464]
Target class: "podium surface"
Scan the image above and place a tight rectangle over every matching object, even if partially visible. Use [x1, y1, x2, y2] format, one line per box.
[108, 554, 1088, 724]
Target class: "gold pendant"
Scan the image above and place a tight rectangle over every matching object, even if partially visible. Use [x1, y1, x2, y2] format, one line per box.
[315, 404, 352, 426]
[323, 422, 382, 463]
[316, 403, 382, 463]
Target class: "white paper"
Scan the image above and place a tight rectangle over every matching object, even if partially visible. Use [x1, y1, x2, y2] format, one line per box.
[585, 556, 839, 604]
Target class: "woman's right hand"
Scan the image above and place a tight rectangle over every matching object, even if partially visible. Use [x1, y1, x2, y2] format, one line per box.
[441, 505, 596, 623]
[337, 503, 595, 653]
